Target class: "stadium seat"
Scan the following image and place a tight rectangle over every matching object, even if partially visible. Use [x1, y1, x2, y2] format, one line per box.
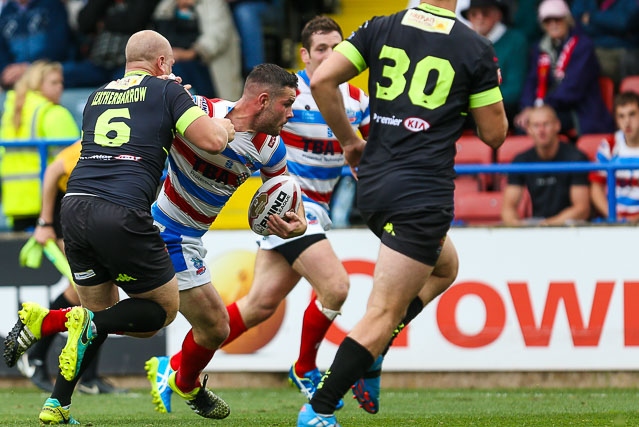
[454, 188, 532, 226]
[455, 176, 483, 193]
[496, 135, 534, 164]
[620, 75, 639, 95]
[576, 133, 608, 161]
[454, 191, 503, 225]
[455, 134, 494, 190]
[599, 76, 615, 114]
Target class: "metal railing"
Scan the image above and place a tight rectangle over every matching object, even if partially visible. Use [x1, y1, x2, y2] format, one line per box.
[0, 138, 77, 181]
[1, 139, 636, 223]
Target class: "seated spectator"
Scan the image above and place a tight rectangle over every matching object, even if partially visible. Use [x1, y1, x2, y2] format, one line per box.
[0, 0, 73, 90]
[61, 0, 158, 89]
[502, 105, 591, 226]
[153, 0, 217, 97]
[462, 0, 528, 127]
[0, 61, 80, 231]
[590, 91, 639, 223]
[514, 0, 615, 140]
[154, 0, 243, 100]
[571, 0, 639, 89]
[227, 0, 269, 78]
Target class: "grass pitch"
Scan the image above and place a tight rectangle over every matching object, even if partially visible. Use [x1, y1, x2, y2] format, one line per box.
[0, 386, 638, 426]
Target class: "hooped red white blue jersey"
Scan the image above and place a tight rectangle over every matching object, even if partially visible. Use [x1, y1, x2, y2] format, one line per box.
[152, 96, 288, 237]
[591, 130, 639, 217]
[280, 70, 370, 212]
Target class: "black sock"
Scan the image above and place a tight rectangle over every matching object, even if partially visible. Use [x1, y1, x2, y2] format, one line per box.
[382, 296, 424, 356]
[311, 337, 374, 414]
[92, 298, 167, 334]
[28, 293, 74, 362]
[80, 349, 100, 382]
[51, 333, 107, 406]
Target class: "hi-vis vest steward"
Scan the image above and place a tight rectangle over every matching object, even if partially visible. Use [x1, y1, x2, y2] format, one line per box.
[0, 91, 79, 218]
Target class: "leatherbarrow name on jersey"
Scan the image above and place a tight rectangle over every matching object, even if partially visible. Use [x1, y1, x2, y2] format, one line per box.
[91, 87, 148, 106]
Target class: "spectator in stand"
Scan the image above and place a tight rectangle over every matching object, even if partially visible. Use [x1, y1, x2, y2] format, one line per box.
[0, 61, 80, 231]
[571, 0, 639, 89]
[0, 0, 73, 90]
[514, 0, 615, 140]
[154, 0, 243, 100]
[502, 105, 591, 226]
[61, 0, 159, 89]
[227, 0, 269, 78]
[462, 0, 529, 126]
[512, 0, 543, 45]
[153, 0, 217, 97]
[590, 91, 639, 223]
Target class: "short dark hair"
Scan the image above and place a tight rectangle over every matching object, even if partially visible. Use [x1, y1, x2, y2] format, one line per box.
[300, 16, 343, 52]
[245, 63, 298, 93]
[614, 91, 639, 113]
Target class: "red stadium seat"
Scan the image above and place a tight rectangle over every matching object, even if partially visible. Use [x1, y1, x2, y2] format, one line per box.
[576, 133, 608, 161]
[599, 76, 615, 114]
[620, 75, 639, 95]
[454, 191, 504, 225]
[455, 134, 494, 190]
[454, 189, 532, 226]
[496, 135, 534, 164]
[455, 176, 483, 193]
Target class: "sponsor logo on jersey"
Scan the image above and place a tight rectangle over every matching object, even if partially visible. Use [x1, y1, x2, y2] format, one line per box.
[402, 9, 454, 34]
[373, 113, 402, 127]
[403, 117, 430, 132]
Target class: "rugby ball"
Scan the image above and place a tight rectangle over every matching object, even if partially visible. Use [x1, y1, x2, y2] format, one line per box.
[248, 175, 302, 236]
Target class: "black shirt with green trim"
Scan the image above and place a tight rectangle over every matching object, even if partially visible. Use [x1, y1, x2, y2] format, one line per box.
[335, 4, 503, 211]
[67, 72, 205, 211]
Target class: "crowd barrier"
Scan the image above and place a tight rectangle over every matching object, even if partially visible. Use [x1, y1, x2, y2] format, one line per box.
[2, 139, 638, 223]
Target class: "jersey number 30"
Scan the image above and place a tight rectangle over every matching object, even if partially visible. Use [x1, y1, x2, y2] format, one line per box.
[377, 46, 454, 110]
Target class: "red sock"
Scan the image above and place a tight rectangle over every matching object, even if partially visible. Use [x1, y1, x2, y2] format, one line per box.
[41, 308, 72, 336]
[170, 351, 181, 371]
[223, 302, 247, 346]
[175, 329, 215, 393]
[295, 298, 332, 375]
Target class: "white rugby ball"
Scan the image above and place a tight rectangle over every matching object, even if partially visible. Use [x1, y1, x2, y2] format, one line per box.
[248, 175, 302, 236]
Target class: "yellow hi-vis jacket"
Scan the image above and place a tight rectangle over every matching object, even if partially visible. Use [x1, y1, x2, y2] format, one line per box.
[0, 91, 80, 218]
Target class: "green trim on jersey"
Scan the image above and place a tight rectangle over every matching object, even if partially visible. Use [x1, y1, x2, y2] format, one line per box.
[176, 106, 206, 136]
[334, 41, 367, 74]
[417, 3, 456, 18]
[469, 86, 503, 109]
[124, 71, 152, 78]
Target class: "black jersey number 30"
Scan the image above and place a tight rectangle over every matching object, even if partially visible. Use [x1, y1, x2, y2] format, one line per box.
[94, 108, 132, 147]
[376, 46, 454, 110]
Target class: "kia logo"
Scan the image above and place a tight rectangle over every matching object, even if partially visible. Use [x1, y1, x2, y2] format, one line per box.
[404, 117, 430, 132]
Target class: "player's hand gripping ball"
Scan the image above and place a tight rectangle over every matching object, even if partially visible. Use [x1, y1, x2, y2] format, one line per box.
[248, 175, 301, 236]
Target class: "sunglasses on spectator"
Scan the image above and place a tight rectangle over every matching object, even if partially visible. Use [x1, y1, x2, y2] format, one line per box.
[542, 16, 565, 24]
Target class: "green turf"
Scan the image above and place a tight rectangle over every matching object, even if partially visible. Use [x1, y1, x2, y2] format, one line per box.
[0, 386, 638, 426]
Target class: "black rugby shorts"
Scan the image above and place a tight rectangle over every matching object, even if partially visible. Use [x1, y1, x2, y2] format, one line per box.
[61, 195, 175, 293]
[361, 206, 453, 266]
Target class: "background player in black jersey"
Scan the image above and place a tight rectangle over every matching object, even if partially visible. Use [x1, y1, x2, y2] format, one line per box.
[3, 30, 234, 424]
[298, 2, 508, 425]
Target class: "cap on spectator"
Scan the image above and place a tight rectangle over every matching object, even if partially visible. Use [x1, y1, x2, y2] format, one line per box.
[461, 0, 510, 20]
[538, 0, 571, 22]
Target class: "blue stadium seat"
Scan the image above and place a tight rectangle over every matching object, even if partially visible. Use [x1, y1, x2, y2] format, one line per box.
[60, 88, 96, 129]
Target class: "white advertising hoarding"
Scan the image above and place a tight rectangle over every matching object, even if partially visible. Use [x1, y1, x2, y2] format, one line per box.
[164, 227, 639, 372]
